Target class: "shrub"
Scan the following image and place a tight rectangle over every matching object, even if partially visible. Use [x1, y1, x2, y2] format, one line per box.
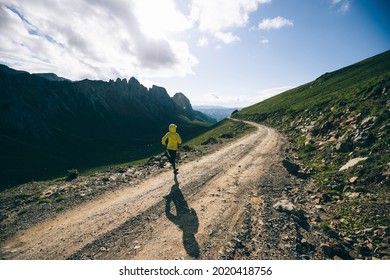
[66, 169, 79, 181]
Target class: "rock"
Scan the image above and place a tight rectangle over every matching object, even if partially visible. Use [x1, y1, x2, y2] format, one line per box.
[305, 137, 314, 146]
[345, 192, 360, 199]
[307, 125, 319, 136]
[357, 244, 371, 257]
[116, 168, 126, 173]
[180, 145, 193, 152]
[376, 247, 390, 257]
[363, 228, 374, 234]
[273, 199, 306, 220]
[333, 245, 354, 260]
[320, 244, 333, 257]
[201, 137, 218, 145]
[327, 230, 340, 239]
[343, 185, 357, 192]
[335, 141, 353, 152]
[343, 237, 354, 244]
[378, 124, 390, 137]
[352, 130, 374, 147]
[349, 176, 358, 183]
[339, 157, 368, 171]
[383, 162, 390, 176]
[319, 121, 333, 135]
[282, 159, 300, 175]
[321, 193, 332, 202]
[360, 116, 377, 129]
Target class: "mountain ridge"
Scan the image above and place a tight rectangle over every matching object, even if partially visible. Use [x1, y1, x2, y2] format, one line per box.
[0, 64, 211, 188]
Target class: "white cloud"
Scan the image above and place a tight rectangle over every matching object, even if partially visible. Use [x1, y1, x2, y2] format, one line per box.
[214, 32, 240, 44]
[331, 0, 350, 14]
[197, 37, 209, 47]
[260, 37, 269, 44]
[191, 0, 270, 43]
[192, 87, 289, 108]
[258, 16, 294, 30]
[339, 0, 350, 13]
[189, 92, 256, 107]
[0, 0, 198, 81]
[132, 0, 193, 36]
[189, 86, 295, 107]
[190, 86, 292, 108]
[208, 92, 220, 100]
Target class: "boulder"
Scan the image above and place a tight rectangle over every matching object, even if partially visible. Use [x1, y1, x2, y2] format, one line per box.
[335, 141, 353, 152]
[360, 116, 377, 129]
[378, 123, 390, 137]
[339, 157, 368, 171]
[282, 159, 300, 175]
[319, 121, 333, 135]
[306, 125, 319, 136]
[320, 243, 354, 259]
[201, 137, 218, 145]
[320, 244, 333, 257]
[273, 199, 306, 220]
[349, 176, 358, 183]
[352, 130, 374, 147]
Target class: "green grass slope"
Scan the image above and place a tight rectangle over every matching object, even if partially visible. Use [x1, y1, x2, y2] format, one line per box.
[236, 50, 390, 119]
[234, 50, 390, 259]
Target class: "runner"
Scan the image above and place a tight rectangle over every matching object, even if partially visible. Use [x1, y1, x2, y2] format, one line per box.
[161, 124, 182, 174]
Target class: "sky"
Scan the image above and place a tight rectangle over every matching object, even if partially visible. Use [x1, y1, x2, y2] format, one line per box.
[0, 0, 389, 107]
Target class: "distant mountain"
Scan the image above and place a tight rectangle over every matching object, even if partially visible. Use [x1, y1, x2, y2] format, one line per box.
[193, 105, 240, 122]
[234, 50, 390, 259]
[0, 65, 211, 188]
[173, 94, 217, 123]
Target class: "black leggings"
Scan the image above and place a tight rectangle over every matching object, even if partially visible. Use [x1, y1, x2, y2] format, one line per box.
[165, 150, 177, 169]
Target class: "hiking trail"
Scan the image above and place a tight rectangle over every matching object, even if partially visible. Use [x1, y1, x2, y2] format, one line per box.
[1, 121, 325, 260]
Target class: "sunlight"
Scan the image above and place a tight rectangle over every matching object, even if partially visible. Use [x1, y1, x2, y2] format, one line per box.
[133, 0, 192, 37]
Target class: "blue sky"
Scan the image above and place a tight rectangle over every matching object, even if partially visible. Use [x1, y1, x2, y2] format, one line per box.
[0, 0, 389, 107]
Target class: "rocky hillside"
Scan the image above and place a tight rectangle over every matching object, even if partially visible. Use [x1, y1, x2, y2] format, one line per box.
[234, 50, 390, 259]
[0, 65, 211, 188]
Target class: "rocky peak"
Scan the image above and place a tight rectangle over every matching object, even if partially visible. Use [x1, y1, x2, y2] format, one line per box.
[114, 77, 128, 85]
[172, 92, 195, 117]
[172, 92, 193, 110]
[128, 77, 141, 87]
[146, 85, 177, 115]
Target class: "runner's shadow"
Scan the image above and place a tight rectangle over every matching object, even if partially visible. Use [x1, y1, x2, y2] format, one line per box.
[164, 175, 200, 259]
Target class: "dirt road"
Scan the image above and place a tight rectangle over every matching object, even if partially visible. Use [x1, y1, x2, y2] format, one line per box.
[1, 121, 323, 260]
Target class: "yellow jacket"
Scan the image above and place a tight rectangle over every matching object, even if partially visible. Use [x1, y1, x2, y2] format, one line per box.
[162, 124, 182, 151]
